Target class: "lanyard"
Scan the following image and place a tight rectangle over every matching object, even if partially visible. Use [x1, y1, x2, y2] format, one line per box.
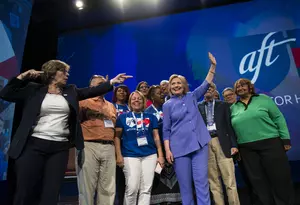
[205, 100, 215, 118]
[132, 112, 144, 131]
[116, 103, 130, 111]
[151, 104, 160, 114]
[151, 104, 162, 120]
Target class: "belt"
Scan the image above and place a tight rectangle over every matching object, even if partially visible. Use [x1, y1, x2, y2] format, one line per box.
[84, 139, 114, 145]
[210, 132, 218, 138]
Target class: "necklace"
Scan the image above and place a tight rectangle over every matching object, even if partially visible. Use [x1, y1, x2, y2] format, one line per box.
[47, 87, 62, 95]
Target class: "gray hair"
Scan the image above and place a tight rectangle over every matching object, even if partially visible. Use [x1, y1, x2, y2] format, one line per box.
[160, 80, 169, 85]
[222, 87, 234, 96]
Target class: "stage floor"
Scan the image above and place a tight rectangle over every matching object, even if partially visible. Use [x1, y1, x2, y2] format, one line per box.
[58, 183, 300, 205]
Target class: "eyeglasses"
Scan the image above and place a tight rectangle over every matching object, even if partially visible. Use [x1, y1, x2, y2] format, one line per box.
[224, 93, 234, 98]
[139, 86, 149, 89]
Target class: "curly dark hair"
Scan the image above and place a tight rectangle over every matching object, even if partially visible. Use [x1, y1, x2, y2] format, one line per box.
[41, 60, 70, 85]
[112, 85, 131, 103]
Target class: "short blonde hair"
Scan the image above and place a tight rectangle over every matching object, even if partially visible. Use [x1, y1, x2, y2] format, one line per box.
[41, 60, 70, 85]
[168, 74, 189, 95]
[128, 91, 147, 112]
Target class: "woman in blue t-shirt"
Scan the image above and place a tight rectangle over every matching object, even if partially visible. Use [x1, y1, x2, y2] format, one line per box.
[112, 84, 131, 116]
[145, 85, 182, 204]
[115, 91, 165, 205]
[112, 84, 131, 205]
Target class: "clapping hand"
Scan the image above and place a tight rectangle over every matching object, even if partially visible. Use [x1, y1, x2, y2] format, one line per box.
[110, 73, 133, 85]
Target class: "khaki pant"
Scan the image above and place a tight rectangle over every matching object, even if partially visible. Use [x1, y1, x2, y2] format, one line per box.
[76, 142, 116, 205]
[208, 137, 240, 205]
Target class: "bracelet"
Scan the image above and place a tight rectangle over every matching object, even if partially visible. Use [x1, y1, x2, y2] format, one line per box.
[209, 71, 215, 74]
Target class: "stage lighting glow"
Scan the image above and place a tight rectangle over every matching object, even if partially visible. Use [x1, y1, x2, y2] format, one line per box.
[75, 0, 84, 8]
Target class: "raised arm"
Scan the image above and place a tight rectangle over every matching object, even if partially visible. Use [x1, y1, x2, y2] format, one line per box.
[76, 73, 133, 101]
[0, 69, 43, 102]
[76, 81, 113, 101]
[205, 52, 217, 84]
[193, 52, 217, 100]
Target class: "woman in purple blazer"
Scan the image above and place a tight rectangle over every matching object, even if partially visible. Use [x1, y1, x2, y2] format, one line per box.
[163, 52, 217, 205]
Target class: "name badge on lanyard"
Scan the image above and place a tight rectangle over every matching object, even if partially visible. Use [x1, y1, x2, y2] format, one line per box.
[205, 100, 217, 132]
[207, 123, 217, 131]
[132, 112, 148, 147]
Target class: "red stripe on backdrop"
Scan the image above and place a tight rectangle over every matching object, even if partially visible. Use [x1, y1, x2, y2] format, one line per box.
[291, 48, 300, 68]
[0, 56, 18, 79]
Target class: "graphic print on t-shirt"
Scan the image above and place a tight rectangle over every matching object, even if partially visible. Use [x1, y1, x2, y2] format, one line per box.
[125, 116, 150, 131]
[116, 112, 158, 157]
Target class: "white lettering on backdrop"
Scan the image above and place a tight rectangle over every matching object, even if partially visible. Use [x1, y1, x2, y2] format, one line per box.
[239, 32, 296, 83]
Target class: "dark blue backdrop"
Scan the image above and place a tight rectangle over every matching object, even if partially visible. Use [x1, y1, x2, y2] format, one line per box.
[58, 0, 300, 161]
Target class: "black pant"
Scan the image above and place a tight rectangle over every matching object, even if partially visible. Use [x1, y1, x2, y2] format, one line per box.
[13, 137, 69, 205]
[237, 159, 259, 204]
[114, 166, 125, 205]
[239, 137, 294, 205]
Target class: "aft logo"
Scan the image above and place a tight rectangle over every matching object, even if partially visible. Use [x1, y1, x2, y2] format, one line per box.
[239, 32, 296, 84]
[231, 31, 298, 91]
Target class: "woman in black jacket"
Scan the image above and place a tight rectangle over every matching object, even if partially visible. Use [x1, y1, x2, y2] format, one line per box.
[0, 60, 131, 205]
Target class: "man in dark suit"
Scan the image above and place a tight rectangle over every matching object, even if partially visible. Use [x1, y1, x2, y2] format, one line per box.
[198, 83, 240, 205]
